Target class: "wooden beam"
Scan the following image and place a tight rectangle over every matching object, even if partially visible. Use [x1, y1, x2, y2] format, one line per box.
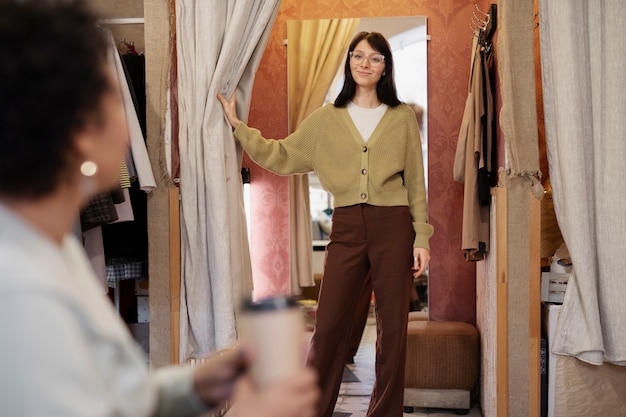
[495, 186, 508, 416]
[528, 190, 542, 415]
[169, 187, 181, 364]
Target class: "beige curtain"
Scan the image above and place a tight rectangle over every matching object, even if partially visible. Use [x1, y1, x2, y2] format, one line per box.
[286, 18, 360, 293]
[176, 0, 281, 360]
[540, 0, 626, 365]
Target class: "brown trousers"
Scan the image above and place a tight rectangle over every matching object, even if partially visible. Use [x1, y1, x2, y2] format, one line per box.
[307, 204, 414, 417]
[346, 277, 372, 361]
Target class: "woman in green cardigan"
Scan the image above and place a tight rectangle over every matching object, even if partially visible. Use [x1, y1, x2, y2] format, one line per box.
[219, 31, 433, 417]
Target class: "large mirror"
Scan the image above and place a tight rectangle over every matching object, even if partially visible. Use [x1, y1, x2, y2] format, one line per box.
[288, 16, 429, 307]
[287, 16, 428, 242]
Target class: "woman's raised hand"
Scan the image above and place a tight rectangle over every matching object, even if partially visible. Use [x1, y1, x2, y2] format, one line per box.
[217, 92, 242, 130]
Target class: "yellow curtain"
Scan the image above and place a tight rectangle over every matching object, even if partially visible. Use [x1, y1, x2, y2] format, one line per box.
[286, 18, 360, 293]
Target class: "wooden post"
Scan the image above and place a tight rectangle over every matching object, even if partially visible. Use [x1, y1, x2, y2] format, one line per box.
[495, 186, 508, 416]
[528, 189, 542, 415]
[169, 187, 181, 364]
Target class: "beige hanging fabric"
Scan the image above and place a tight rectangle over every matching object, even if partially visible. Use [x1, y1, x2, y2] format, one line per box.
[176, 0, 281, 360]
[105, 30, 157, 192]
[287, 19, 360, 130]
[540, 0, 626, 365]
[288, 175, 313, 293]
[286, 18, 360, 293]
[453, 40, 492, 261]
[498, 1, 542, 181]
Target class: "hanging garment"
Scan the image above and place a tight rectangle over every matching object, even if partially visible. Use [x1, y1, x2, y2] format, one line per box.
[111, 188, 135, 223]
[121, 54, 147, 138]
[478, 47, 494, 204]
[106, 261, 147, 285]
[103, 181, 148, 275]
[102, 46, 150, 287]
[453, 41, 493, 261]
[119, 159, 132, 189]
[105, 31, 156, 192]
[80, 192, 119, 231]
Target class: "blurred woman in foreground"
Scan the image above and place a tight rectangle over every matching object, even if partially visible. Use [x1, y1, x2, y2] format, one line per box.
[0, 1, 318, 416]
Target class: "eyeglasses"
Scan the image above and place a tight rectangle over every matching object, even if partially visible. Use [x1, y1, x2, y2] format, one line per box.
[349, 51, 385, 67]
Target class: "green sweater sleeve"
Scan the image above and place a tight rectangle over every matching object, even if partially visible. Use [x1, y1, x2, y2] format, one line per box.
[402, 106, 434, 250]
[233, 110, 320, 175]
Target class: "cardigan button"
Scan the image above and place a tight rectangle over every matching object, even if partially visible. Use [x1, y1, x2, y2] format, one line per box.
[361, 169, 367, 175]
[362, 146, 368, 152]
[360, 193, 367, 199]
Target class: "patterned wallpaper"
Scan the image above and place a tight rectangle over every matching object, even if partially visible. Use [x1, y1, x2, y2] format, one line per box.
[246, 0, 495, 323]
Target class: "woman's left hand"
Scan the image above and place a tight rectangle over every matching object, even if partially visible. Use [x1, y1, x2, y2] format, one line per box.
[412, 247, 431, 278]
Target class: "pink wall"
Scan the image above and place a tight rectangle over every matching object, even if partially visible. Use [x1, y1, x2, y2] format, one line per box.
[245, 0, 490, 324]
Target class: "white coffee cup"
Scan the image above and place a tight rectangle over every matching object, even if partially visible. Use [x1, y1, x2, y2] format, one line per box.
[240, 296, 305, 387]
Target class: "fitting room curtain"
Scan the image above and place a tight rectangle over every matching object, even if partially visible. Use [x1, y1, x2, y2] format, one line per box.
[539, 0, 626, 365]
[176, 0, 280, 360]
[286, 18, 360, 293]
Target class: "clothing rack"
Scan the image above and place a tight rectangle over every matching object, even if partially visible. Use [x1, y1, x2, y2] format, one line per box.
[98, 18, 145, 55]
[98, 17, 145, 25]
[471, 4, 497, 53]
[480, 4, 497, 44]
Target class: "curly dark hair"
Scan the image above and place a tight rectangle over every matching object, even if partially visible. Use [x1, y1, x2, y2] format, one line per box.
[334, 31, 401, 108]
[0, 0, 110, 199]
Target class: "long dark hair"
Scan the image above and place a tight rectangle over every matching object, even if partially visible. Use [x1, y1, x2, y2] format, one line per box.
[334, 31, 401, 108]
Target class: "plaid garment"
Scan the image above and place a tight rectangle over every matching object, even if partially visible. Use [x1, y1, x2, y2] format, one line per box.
[106, 261, 147, 284]
[80, 192, 119, 231]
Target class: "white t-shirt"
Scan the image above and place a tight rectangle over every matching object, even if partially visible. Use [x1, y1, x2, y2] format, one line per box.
[347, 101, 388, 142]
[0, 204, 208, 417]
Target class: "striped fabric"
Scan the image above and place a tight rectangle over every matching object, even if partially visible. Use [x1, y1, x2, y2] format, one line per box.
[119, 159, 132, 189]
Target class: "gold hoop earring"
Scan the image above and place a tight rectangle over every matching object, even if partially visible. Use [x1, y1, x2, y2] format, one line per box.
[80, 161, 98, 177]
